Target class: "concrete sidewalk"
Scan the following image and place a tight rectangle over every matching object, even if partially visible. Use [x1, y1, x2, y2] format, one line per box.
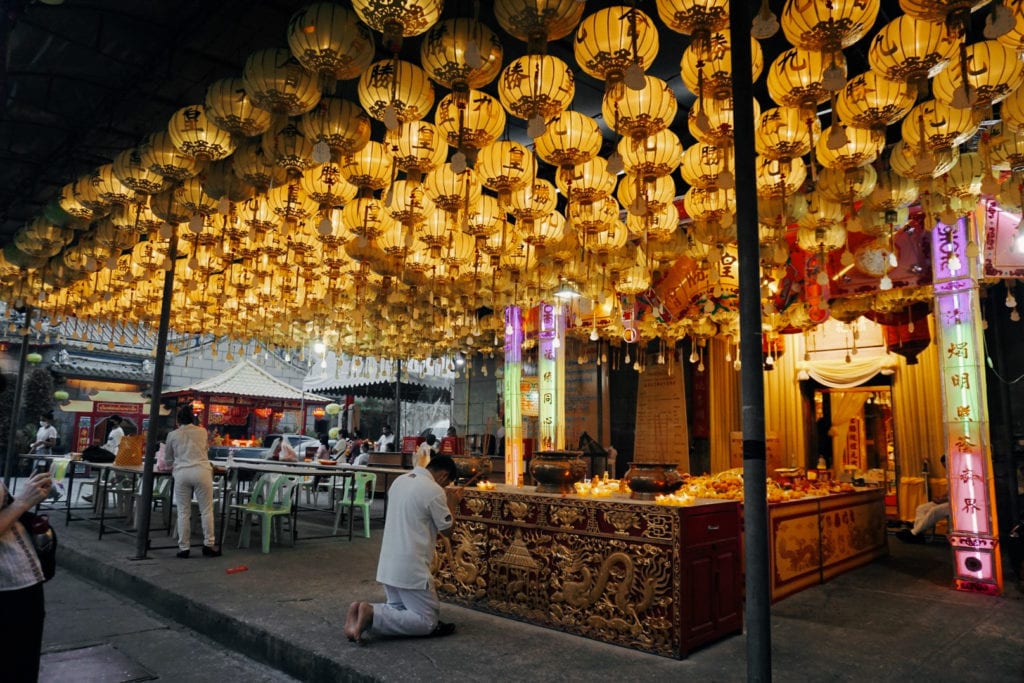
[50, 500, 1024, 682]
[41, 571, 297, 682]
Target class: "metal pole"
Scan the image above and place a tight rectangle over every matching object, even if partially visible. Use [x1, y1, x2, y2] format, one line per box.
[394, 359, 402, 447]
[3, 305, 33, 488]
[730, 4, 771, 680]
[134, 232, 177, 560]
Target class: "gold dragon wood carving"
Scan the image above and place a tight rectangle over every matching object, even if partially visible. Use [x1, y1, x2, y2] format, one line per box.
[551, 543, 670, 649]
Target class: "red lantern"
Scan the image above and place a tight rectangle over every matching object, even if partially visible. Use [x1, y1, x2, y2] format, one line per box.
[312, 406, 326, 419]
[882, 321, 930, 365]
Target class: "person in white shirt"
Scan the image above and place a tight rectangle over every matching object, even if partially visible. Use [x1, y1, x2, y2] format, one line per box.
[101, 415, 125, 457]
[30, 412, 58, 454]
[164, 406, 220, 558]
[345, 455, 462, 643]
[352, 442, 371, 467]
[376, 425, 395, 453]
[414, 434, 438, 468]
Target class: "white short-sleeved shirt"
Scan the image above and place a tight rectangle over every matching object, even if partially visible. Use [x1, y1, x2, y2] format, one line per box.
[102, 425, 124, 455]
[376, 466, 453, 590]
[34, 423, 57, 454]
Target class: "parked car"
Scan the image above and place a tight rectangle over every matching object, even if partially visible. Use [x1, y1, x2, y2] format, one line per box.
[261, 433, 320, 457]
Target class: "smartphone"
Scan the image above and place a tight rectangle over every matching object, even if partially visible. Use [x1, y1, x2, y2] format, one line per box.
[34, 462, 49, 475]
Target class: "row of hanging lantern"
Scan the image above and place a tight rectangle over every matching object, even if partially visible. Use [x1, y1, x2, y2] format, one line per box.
[3, 0, 1024, 362]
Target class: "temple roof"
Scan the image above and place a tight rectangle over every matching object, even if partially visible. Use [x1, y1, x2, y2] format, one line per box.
[167, 359, 328, 403]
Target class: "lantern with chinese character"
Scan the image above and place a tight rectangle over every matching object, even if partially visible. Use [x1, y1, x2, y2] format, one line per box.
[498, 54, 574, 128]
[494, 0, 585, 53]
[680, 31, 762, 101]
[352, 0, 442, 51]
[574, 6, 659, 100]
[420, 18, 503, 98]
[868, 15, 958, 92]
[358, 59, 435, 126]
[602, 74, 677, 143]
[242, 48, 322, 117]
[287, 3, 375, 84]
[167, 105, 237, 162]
[299, 97, 372, 159]
[475, 140, 536, 204]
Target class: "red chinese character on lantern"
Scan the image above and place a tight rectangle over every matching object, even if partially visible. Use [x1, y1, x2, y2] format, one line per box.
[962, 498, 981, 514]
[958, 468, 982, 484]
[955, 434, 976, 453]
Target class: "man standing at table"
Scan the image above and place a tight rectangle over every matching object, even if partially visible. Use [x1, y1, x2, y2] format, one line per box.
[164, 405, 220, 558]
[345, 455, 462, 643]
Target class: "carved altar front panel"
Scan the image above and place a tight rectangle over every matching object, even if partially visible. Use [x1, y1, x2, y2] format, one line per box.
[435, 488, 740, 659]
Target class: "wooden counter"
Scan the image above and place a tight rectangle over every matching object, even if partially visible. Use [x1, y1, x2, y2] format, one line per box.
[765, 487, 888, 601]
[436, 486, 742, 659]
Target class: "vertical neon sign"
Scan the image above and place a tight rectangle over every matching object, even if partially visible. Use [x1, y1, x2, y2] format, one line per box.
[503, 306, 524, 485]
[538, 302, 557, 451]
[932, 216, 1003, 595]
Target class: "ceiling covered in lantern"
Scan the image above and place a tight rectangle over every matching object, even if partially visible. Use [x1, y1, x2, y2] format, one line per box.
[0, 0, 1021, 360]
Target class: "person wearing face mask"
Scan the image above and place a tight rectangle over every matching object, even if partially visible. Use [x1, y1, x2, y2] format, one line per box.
[30, 413, 58, 455]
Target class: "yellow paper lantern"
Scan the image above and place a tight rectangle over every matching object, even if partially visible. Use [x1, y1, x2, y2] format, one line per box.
[498, 54, 574, 121]
[568, 196, 620, 236]
[767, 47, 842, 109]
[287, 3, 375, 82]
[299, 97, 372, 158]
[798, 191, 846, 231]
[618, 129, 683, 181]
[506, 178, 558, 229]
[386, 179, 435, 227]
[266, 182, 320, 227]
[755, 156, 807, 197]
[242, 48, 322, 117]
[475, 141, 536, 202]
[991, 125, 1024, 170]
[140, 131, 202, 182]
[574, 6, 659, 98]
[618, 174, 676, 217]
[233, 138, 287, 191]
[757, 192, 808, 227]
[864, 170, 919, 211]
[261, 119, 318, 175]
[555, 157, 617, 205]
[680, 143, 733, 190]
[899, 0, 994, 34]
[167, 105, 236, 162]
[655, 0, 729, 41]
[339, 140, 394, 192]
[782, 0, 880, 52]
[689, 95, 761, 146]
[534, 111, 602, 171]
[92, 163, 138, 206]
[463, 195, 507, 244]
[754, 106, 818, 160]
[204, 78, 274, 138]
[73, 171, 110, 214]
[796, 222, 847, 253]
[352, 0, 442, 49]
[999, 83, 1024, 131]
[602, 75, 678, 142]
[113, 148, 169, 196]
[342, 197, 399, 239]
[889, 139, 960, 180]
[358, 59, 435, 125]
[423, 164, 481, 215]
[520, 209, 566, 251]
[626, 202, 679, 242]
[937, 151, 984, 199]
[385, 121, 448, 179]
[932, 39, 1024, 110]
[435, 90, 506, 150]
[867, 15, 958, 87]
[815, 125, 885, 170]
[176, 177, 219, 217]
[816, 165, 878, 204]
[680, 32, 762, 100]
[493, 0, 585, 51]
[835, 70, 916, 133]
[420, 18, 503, 94]
[300, 164, 358, 207]
[901, 99, 980, 153]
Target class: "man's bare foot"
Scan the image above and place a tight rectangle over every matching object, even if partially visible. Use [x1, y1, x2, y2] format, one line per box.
[353, 601, 374, 644]
[344, 601, 360, 642]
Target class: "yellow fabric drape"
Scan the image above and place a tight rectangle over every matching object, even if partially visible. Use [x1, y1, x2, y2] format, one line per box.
[830, 391, 869, 473]
[891, 318, 944, 478]
[764, 336, 806, 468]
[708, 338, 740, 473]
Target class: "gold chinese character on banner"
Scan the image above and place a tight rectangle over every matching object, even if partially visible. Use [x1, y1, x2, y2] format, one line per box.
[946, 342, 968, 359]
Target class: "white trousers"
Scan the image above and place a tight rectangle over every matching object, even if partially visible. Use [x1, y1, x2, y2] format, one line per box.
[174, 466, 216, 551]
[912, 501, 951, 535]
[369, 582, 440, 637]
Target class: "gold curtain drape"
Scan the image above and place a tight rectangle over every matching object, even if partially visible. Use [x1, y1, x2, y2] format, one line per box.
[708, 337, 741, 473]
[764, 336, 806, 468]
[891, 317, 944, 478]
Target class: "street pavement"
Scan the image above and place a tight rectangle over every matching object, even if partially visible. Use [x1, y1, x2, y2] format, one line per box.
[41, 570, 297, 682]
